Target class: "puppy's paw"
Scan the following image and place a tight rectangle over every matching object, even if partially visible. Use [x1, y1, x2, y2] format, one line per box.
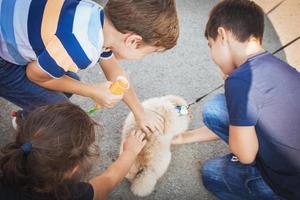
[131, 172, 157, 197]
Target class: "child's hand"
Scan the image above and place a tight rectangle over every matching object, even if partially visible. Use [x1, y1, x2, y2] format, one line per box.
[135, 109, 164, 135]
[90, 130, 146, 200]
[89, 82, 124, 108]
[123, 130, 147, 156]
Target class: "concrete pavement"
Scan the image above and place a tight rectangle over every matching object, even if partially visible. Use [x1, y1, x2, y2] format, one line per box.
[0, 0, 284, 199]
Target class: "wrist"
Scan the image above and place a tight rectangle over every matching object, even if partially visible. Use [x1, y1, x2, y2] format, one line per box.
[132, 105, 145, 119]
[122, 149, 139, 158]
[83, 83, 96, 98]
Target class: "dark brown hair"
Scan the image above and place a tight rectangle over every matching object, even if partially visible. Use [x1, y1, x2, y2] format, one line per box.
[205, 0, 264, 43]
[105, 0, 180, 50]
[0, 103, 98, 199]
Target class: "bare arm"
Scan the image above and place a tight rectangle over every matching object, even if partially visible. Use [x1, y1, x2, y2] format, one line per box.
[99, 57, 143, 114]
[99, 57, 164, 133]
[229, 125, 259, 164]
[26, 61, 123, 108]
[172, 126, 220, 145]
[90, 131, 146, 200]
[26, 61, 92, 96]
[89, 150, 136, 200]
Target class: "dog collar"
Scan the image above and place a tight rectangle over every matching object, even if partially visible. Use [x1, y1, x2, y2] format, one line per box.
[175, 105, 189, 116]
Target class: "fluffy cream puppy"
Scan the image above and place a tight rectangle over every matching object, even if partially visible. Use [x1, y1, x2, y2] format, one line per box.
[120, 95, 190, 197]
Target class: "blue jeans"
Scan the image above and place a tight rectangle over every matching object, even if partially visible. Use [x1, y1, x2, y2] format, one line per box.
[201, 94, 283, 200]
[0, 57, 79, 116]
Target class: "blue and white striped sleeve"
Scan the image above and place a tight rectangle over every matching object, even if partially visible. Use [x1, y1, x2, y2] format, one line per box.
[100, 50, 113, 60]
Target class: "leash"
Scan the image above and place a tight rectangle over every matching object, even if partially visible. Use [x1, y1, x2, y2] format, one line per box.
[186, 84, 224, 109]
[175, 84, 223, 116]
[186, 50, 274, 108]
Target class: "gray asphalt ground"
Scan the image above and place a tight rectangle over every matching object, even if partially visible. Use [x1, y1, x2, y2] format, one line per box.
[0, 0, 285, 199]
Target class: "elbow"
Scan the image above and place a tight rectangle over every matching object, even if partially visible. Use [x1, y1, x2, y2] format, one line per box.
[26, 66, 34, 82]
[230, 145, 257, 164]
[26, 62, 51, 84]
[237, 155, 256, 164]
[26, 63, 39, 83]
[229, 136, 258, 165]
[231, 148, 257, 164]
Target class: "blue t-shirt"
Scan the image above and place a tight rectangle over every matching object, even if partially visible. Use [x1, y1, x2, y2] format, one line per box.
[225, 52, 300, 199]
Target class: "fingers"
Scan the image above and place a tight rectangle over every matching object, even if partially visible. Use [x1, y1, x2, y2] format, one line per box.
[130, 130, 136, 137]
[141, 139, 147, 147]
[100, 93, 124, 108]
[156, 114, 164, 123]
[102, 103, 113, 108]
[140, 120, 164, 135]
[94, 81, 124, 108]
[110, 94, 124, 101]
[150, 117, 164, 133]
[101, 81, 113, 89]
[153, 113, 164, 133]
[141, 125, 151, 135]
[156, 120, 164, 133]
[147, 124, 156, 133]
[131, 130, 146, 141]
[123, 130, 147, 155]
[107, 94, 124, 103]
[136, 130, 146, 141]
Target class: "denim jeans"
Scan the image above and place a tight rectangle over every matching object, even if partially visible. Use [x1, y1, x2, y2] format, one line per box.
[0, 57, 79, 116]
[201, 94, 283, 200]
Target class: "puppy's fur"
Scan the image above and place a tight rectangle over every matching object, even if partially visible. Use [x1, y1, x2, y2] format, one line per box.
[120, 95, 190, 197]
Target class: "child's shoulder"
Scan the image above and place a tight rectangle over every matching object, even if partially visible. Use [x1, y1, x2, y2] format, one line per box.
[227, 52, 276, 84]
[63, 0, 103, 14]
[72, 0, 103, 8]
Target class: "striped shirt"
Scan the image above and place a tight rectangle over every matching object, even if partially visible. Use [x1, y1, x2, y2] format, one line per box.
[0, 0, 112, 78]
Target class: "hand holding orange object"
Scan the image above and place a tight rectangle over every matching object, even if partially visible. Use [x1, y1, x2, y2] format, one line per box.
[88, 76, 130, 114]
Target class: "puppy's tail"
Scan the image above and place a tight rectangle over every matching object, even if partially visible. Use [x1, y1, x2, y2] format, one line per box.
[130, 167, 157, 197]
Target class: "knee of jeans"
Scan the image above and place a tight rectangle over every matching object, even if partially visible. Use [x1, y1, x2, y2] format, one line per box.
[201, 158, 224, 191]
[66, 71, 80, 81]
[202, 94, 227, 127]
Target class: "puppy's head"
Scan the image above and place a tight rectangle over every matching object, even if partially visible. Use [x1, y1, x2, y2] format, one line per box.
[157, 95, 190, 136]
[161, 95, 192, 116]
[128, 95, 190, 137]
[162, 95, 187, 106]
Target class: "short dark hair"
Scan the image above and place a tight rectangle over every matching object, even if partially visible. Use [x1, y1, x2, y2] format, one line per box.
[0, 103, 98, 199]
[205, 0, 264, 43]
[105, 0, 179, 50]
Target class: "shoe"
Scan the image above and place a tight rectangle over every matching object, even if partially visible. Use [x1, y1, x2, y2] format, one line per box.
[231, 155, 239, 162]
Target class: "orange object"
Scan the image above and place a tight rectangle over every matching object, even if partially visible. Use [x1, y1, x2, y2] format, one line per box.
[93, 76, 130, 110]
[109, 76, 130, 95]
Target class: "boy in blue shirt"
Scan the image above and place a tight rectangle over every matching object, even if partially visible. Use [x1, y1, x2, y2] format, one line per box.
[173, 0, 300, 199]
[0, 0, 178, 133]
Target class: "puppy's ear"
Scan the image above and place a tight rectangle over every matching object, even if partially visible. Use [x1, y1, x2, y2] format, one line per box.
[164, 95, 187, 107]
